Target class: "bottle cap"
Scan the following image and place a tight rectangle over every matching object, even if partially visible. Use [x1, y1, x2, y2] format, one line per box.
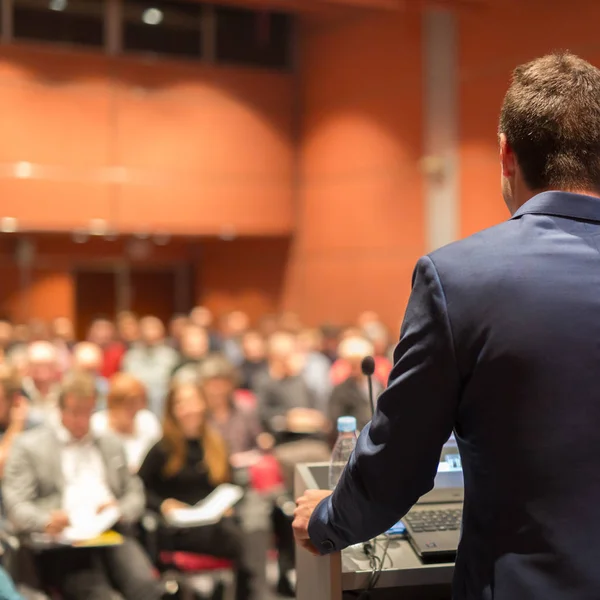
[337, 416, 357, 433]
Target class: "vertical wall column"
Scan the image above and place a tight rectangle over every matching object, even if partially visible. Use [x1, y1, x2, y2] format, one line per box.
[422, 8, 460, 252]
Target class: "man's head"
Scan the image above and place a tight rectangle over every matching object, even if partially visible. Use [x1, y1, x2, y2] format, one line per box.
[72, 342, 103, 374]
[87, 318, 115, 347]
[499, 52, 600, 213]
[26, 341, 58, 385]
[338, 336, 375, 379]
[180, 324, 209, 359]
[139, 316, 165, 346]
[190, 306, 213, 329]
[59, 372, 97, 439]
[52, 317, 75, 343]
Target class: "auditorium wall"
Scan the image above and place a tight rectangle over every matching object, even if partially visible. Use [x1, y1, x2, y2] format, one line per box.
[0, 44, 294, 235]
[458, 0, 600, 237]
[285, 10, 425, 333]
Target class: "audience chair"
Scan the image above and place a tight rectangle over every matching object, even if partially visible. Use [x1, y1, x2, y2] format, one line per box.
[141, 513, 236, 600]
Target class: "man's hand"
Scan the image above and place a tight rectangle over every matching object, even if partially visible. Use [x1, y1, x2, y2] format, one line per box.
[45, 510, 70, 535]
[160, 498, 189, 517]
[293, 490, 333, 555]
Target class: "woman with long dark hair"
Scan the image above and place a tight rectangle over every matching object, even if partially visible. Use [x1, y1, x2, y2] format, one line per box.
[138, 381, 254, 600]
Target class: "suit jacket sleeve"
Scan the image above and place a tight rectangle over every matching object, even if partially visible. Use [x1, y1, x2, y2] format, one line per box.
[308, 255, 462, 553]
[2, 437, 49, 534]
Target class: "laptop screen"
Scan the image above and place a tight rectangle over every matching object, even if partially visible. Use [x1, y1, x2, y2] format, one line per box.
[433, 435, 464, 491]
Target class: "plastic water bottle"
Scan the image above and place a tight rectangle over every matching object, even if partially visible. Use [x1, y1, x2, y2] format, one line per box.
[329, 416, 358, 490]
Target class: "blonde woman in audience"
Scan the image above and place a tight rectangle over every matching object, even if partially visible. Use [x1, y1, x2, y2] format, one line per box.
[139, 380, 255, 600]
[91, 373, 162, 472]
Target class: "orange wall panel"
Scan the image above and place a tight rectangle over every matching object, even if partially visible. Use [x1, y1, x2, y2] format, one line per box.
[458, 0, 600, 236]
[288, 12, 424, 329]
[0, 46, 294, 235]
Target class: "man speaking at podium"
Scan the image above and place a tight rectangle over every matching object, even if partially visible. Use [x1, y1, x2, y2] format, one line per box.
[293, 52, 600, 600]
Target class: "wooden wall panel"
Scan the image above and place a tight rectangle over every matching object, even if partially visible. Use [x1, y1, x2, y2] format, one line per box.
[458, 0, 600, 236]
[0, 45, 294, 235]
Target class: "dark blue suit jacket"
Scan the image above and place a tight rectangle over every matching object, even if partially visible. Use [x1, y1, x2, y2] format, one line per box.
[309, 191, 600, 599]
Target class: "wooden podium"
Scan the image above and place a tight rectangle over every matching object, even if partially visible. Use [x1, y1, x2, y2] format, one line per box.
[295, 463, 455, 600]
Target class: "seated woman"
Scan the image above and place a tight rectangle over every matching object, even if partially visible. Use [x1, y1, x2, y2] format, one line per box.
[138, 381, 255, 600]
[91, 373, 162, 472]
[198, 355, 269, 469]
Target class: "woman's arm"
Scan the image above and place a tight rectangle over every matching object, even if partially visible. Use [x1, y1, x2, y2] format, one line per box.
[137, 442, 169, 513]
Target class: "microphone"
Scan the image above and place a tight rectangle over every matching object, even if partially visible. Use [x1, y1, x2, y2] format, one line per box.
[361, 356, 376, 416]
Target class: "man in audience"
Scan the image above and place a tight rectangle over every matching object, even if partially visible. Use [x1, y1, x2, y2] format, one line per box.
[122, 316, 178, 418]
[220, 311, 249, 366]
[72, 342, 109, 407]
[239, 330, 268, 390]
[296, 329, 332, 413]
[21, 342, 61, 425]
[255, 332, 330, 596]
[190, 305, 221, 352]
[116, 311, 140, 348]
[255, 332, 330, 483]
[327, 336, 382, 432]
[50, 317, 75, 375]
[171, 323, 209, 383]
[3, 373, 163, 600]
[319, 324, 341, 364]
[166, 314, 188, 351]
[87, 318, 126, 379]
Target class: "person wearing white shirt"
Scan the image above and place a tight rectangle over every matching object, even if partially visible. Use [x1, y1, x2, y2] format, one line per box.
[2, 372, 163, 600]
[91, 373, 162, 472]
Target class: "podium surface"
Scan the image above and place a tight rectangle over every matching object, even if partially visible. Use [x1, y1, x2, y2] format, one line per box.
[295, 463, 454, 600]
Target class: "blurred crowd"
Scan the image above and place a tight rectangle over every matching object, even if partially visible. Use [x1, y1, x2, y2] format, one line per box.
[0, 307, 397, 600]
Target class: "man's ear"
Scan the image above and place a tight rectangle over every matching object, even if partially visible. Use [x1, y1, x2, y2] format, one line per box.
[499, 133, 516, 178]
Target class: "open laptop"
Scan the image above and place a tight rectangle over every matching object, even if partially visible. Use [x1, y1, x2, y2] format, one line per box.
[402, 435, 464, 560]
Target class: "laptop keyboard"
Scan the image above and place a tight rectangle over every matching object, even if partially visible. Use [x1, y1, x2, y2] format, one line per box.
[404, 509, 462, 533]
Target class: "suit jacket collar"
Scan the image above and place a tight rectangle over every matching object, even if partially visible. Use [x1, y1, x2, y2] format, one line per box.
[46, 426, 121, 495]
[511, 191, 600, 223]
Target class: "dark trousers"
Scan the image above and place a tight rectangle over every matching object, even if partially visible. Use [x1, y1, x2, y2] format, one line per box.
[37, 537, 162, 600]
[159, 518, 254, 600]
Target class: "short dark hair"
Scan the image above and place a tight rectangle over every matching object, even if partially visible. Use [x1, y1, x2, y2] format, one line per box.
[499, 52, 600, 193]
[59, 371, 97, 409]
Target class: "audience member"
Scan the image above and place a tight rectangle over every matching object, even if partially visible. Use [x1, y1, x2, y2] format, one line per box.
[238, 330, 268, 390]
[87, 318, 126, 379]
[189, 306, 221, 352]
[327, 336, 382, 432]
[122, 316, 178, 418]
[171, 324, 209, 383]
[331, 324, 391, 387]
[220, 311, 249, 366]
[138, 380, 255, 600]
[50, 317, 75, 375]
[257, 314, 279, 339]
[166, 314, 188, 352]
[3, 373, 163, 600]
[296, 328, 332, 412]
[27, 320, 49, 343]
[72, 342, 109, 406]
[198, 355, 263, 465]
[116, 311, 140, 348]
[319, 323, 341, 364]
[255, 332, 330, 483]
[91, 373, 162, 472]
[21, 341, 60, 425]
